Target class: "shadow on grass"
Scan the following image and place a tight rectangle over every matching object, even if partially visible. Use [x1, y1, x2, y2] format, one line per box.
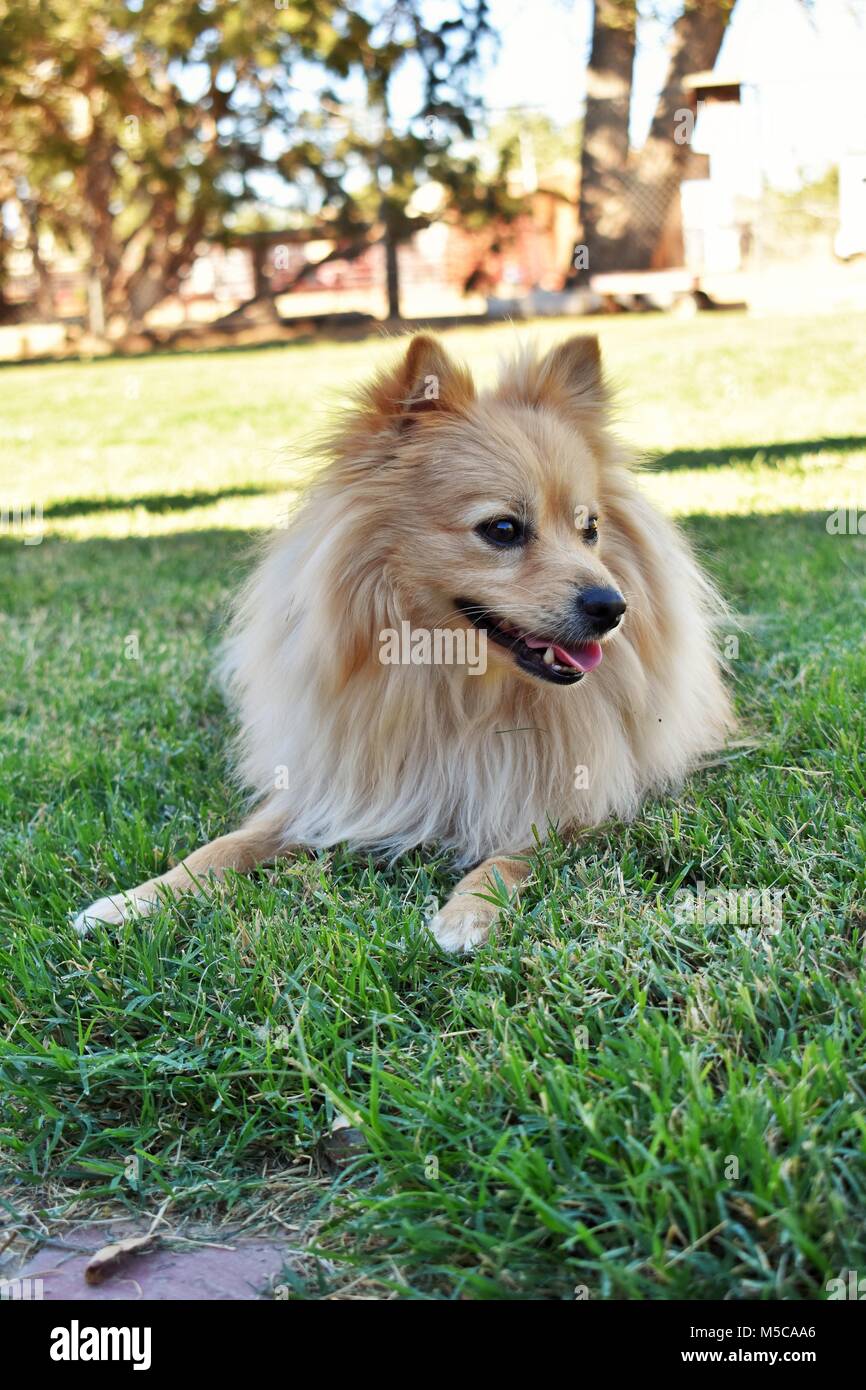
[6, 511, 856, 624]
[646, 435, 866, 472]
[44, 482, 290, 518]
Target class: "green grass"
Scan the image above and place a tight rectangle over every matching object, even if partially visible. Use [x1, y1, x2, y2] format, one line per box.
[1, 312, 865, 1299]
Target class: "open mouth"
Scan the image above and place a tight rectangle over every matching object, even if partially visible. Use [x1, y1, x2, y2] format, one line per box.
[456, 598, 604, 686]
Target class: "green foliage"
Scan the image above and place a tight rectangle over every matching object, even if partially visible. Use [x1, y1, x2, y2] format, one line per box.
[272, 1, 525, 311]
[489, 108, 582, 182]
[0, 1, 518, 325]
[1, 2, 350, 318]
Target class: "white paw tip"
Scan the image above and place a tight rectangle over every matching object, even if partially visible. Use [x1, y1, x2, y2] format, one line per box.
[428, 908, 491, 954]
[71, 892, 154, 935]
[72, 897, 118, 935]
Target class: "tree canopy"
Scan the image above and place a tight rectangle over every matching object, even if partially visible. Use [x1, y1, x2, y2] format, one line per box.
[0, 0, 520, 328]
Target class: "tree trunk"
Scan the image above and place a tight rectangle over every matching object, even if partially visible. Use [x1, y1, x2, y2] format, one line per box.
[0, 227, 13, 325]
[573, 0, 733, 279]
[20, 199, 55, 319]
[626, 0, 732, 269]
[574, 0, 637, 280]
[114, 211, 206, 333]
[252, 240, 270, 300]
[86, 272, 105, 336]
[384, 226, 401, 320]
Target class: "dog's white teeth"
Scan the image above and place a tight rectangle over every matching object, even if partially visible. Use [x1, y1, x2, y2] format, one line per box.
[543, 646, 555, 665]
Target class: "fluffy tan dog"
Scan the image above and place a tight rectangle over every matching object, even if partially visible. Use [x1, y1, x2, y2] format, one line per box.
[75, 333, 732, 951]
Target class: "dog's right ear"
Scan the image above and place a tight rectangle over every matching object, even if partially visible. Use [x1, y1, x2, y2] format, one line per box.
[363, 334, 476, 429]
[325, 335, 475, 488]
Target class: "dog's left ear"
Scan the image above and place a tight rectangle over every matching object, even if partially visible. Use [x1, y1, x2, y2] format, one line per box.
[365, 333, 476, 429]
[499, 335, 608, 423]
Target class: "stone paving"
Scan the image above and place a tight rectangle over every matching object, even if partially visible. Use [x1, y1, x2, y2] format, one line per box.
[10, 1223, 294, 1300]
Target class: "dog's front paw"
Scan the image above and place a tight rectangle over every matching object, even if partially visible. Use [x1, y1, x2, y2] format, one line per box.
[72, 891, 155, 936]
[428, 896, 497, 954]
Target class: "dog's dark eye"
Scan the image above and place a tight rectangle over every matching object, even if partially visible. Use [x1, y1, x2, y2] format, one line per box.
[583, 516, 599, 544]
[476, 516, 527, 548]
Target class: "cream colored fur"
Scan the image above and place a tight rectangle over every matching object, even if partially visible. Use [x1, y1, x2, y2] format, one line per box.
[74, 334, 733, 951]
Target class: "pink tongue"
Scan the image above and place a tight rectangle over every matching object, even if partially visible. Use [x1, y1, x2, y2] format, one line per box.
[523, 637, 604, 672]
[553, 640, 603, 672]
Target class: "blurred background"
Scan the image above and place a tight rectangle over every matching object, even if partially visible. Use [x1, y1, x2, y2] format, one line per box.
[2, 0, 866, 362]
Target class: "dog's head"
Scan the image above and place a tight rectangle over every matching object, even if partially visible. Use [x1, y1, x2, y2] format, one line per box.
[325, 333, 634, 689]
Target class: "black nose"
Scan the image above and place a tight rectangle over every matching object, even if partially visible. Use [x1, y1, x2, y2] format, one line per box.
[576, 586, 626, 634]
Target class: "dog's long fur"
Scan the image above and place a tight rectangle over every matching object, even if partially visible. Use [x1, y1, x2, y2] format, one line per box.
[75, 333, 733, 950]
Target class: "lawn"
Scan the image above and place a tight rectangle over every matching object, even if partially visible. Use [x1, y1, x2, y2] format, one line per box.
[1, 311, 865, 1300]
